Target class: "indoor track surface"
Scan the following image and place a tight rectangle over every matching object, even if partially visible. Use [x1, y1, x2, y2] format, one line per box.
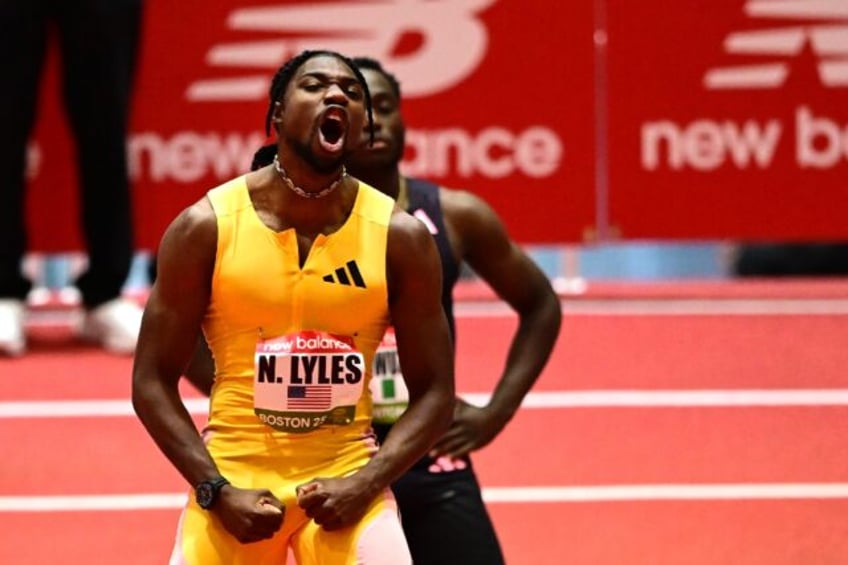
[2, 279, 847, 564]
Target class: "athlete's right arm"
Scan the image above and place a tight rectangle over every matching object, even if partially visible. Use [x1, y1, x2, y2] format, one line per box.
[132, 198, 220, 486]
[131, 198, 283, 543]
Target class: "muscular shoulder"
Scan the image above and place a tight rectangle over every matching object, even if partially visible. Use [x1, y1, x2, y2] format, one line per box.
[439, 186, 504, 231]
[385, 206, 441, 296]
[387, 205, 434, 253]
[168, 197, 216, 242]
[436, 186, 509, 258]
[158, 196, 217, 268]
[438, 185, 477, 214]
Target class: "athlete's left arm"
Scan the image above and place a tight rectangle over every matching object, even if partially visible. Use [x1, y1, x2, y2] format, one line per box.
[297, 209, 455, 530]
[433, 189, 562, 458]
[363, 208, 456, 482]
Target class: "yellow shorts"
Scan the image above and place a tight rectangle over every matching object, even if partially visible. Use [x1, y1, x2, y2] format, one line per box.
[168, 434, 411, 564]
[170, 488, 409, 565]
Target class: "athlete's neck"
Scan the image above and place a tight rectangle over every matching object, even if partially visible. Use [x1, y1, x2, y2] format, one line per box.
[356, 165, 402, 202]
[276, 150, 345, 197]
[274, 154, 345, 200]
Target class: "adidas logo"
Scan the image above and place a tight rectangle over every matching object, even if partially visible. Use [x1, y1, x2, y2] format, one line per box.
[322, 260, 367, 288]
[703, 0, 848, 90]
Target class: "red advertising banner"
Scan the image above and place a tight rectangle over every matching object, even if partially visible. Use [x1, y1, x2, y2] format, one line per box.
[26, 0, 596, 252]
[606, 0, 848, 241]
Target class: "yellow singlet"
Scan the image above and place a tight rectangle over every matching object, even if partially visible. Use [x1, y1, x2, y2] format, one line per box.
[171, 176, 410, 565]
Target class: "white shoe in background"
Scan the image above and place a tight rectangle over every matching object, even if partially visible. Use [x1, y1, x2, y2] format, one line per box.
[80, 298, 143, 355]
[0, 299, 26, 357]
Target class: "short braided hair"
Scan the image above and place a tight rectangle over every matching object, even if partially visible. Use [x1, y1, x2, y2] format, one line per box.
[351, 56, 402, 102]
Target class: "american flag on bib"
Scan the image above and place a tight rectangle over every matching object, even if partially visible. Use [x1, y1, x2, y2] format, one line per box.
[287, 385, 332, 410]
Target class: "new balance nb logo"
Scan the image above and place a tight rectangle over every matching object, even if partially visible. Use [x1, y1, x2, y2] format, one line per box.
[703, 0, 848, 90]
[186, 0, 497, 102]
[323, 260, 367, 288]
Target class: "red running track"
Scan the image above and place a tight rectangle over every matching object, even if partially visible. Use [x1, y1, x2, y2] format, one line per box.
[2, 285, 848, 564]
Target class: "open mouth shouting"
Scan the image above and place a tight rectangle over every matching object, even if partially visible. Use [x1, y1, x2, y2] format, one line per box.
[318, 107, 348, 155]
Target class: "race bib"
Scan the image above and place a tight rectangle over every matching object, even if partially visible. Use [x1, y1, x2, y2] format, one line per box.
[254, 331, 365, 433]
[370, 327, 410, 424]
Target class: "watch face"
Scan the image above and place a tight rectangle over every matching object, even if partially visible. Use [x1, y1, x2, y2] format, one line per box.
[196, 477, 228, 509]
[196, 482, 214, 509]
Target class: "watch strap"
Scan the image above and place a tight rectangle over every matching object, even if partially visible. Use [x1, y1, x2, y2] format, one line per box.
[204, 476, 230, 490]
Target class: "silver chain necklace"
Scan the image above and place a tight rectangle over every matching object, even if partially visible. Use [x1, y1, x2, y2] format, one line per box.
[273, 154, 346, 199]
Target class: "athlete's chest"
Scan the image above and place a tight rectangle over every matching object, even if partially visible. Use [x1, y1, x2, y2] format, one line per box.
[213, 227, 387, 334]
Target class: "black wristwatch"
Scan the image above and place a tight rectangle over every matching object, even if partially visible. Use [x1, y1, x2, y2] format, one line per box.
[195, 477, 230, 510]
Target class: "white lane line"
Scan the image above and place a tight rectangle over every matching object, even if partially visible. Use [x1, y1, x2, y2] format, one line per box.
[482, 483, 848, 503]
[465, 389, 848, 409]
[4, 484, 848, 512]
[4, 390, 848, 419]
[0, 398, 209, 418]
[23, 298, 848, 327]
[0, 494, 187, 512]
[456, 298, 848, 316]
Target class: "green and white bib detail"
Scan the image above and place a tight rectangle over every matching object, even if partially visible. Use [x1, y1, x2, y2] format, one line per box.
[369, 327, 410, 424]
